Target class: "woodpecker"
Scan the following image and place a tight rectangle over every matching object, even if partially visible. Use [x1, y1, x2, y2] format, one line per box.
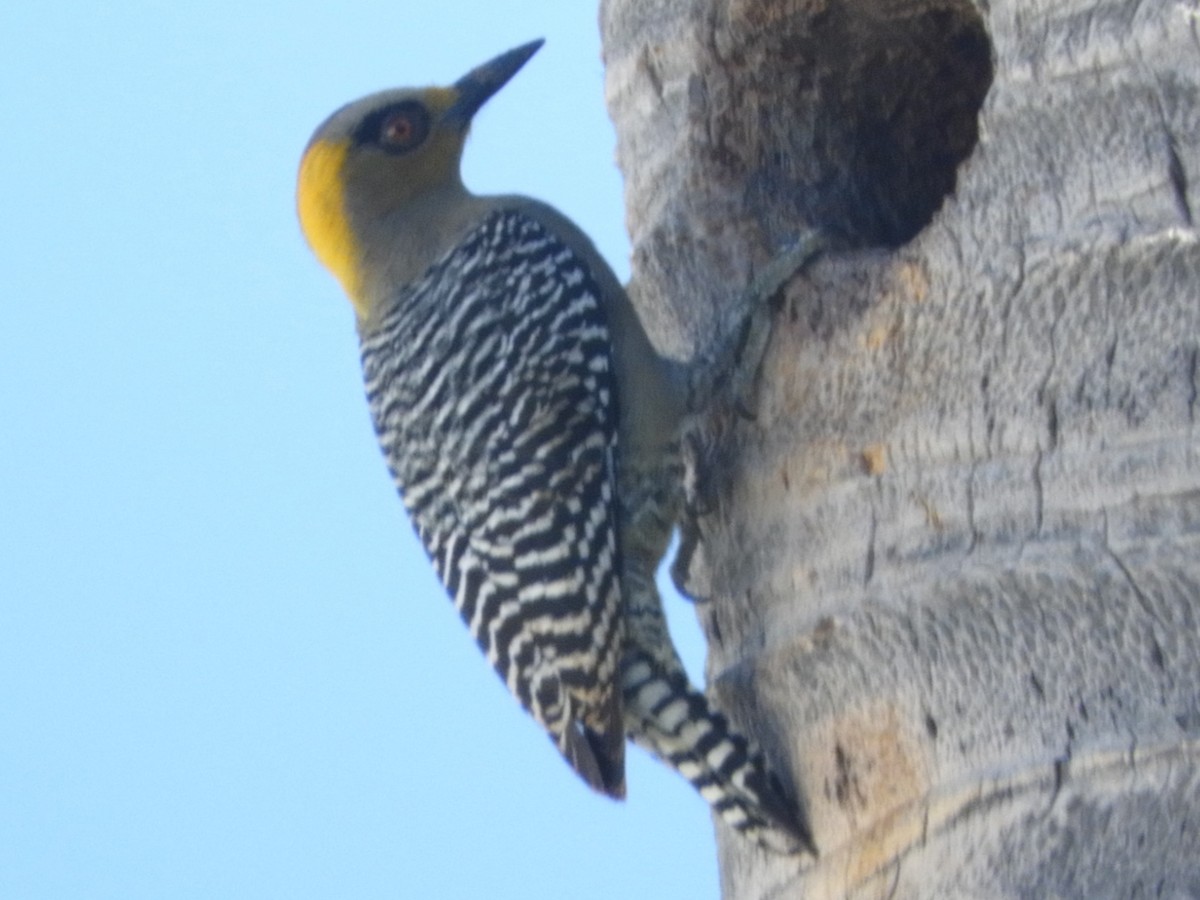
[297, 39, 813, 855]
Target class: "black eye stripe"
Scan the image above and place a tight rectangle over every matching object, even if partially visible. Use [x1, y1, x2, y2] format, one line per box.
[353, 100, 431, 154]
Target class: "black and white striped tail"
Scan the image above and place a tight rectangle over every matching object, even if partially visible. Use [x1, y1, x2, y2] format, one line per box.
[617, 457, 815, 856]
[621, 651, 813, 855]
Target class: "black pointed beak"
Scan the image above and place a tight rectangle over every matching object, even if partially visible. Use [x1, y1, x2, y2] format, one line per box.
[446, 39, 544, 126]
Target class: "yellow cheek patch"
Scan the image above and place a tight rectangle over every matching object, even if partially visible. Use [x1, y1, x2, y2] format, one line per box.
[297, 137, 367, 316]
[422, 86, 458, 117]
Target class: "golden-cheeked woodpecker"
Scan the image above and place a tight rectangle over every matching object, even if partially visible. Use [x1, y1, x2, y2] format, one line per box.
[296, 39, 813, 855]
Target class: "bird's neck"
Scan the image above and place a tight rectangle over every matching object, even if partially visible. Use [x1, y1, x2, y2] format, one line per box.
[352, 189, 497, 329]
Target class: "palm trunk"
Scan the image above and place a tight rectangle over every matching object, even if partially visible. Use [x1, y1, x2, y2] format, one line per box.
[600, 0, 1200, 896]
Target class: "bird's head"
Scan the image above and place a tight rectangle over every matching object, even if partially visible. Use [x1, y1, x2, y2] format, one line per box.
[297, 39, 543, 314]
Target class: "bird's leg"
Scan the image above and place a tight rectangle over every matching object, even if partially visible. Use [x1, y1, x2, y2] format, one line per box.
[691, 229, 827, 419]
[645, 231, 827, 856]
[616, 446, 817, 857]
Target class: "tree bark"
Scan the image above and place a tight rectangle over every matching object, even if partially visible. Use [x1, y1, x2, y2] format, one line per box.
[600, 0, 1200, 896]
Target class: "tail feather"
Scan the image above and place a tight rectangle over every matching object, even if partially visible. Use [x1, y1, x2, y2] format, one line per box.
[556, 691, 626, 799]
[617, 444, 815, 856]
[621, 652, 816, 856]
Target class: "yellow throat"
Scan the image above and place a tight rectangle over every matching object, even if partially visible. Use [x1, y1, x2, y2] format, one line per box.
[297, 137, 368, 317]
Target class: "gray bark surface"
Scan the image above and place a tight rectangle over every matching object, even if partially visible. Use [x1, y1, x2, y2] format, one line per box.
[600, 0, 1200, 896]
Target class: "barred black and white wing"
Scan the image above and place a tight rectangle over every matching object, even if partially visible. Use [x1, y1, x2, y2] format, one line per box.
[359, 209, 626, 796]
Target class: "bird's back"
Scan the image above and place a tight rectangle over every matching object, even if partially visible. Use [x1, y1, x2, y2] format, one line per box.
[359, 206, 627, 796]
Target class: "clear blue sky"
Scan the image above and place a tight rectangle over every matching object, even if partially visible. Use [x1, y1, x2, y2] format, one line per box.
[1, 3, 721, 897]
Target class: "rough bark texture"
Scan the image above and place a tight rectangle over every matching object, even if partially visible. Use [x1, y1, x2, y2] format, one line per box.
[600, 0, 1200, 896]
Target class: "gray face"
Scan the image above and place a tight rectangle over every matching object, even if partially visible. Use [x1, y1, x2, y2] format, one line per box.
[304, 38, 543, 154]
[296, 40, 545, 316]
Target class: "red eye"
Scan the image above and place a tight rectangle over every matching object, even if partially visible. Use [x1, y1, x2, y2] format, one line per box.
[383, 114, 414, 144]
[376, 102, 430, 153]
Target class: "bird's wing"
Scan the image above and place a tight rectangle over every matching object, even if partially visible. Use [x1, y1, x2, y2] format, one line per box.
[360, 209, 627, 796]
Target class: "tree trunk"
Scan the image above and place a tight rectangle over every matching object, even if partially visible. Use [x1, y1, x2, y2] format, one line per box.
[599, 0, 1200, 896]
